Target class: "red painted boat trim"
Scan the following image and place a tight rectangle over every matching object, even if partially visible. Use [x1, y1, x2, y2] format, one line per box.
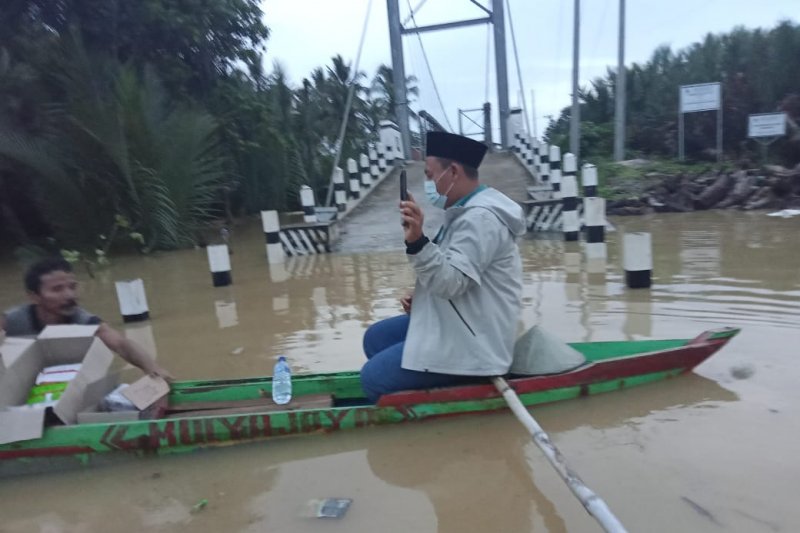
[377, 337, 728, 407]
[0, 445, 96, 460]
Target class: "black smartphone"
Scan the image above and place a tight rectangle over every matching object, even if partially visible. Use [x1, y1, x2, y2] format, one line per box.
[400, 170, 408, 201]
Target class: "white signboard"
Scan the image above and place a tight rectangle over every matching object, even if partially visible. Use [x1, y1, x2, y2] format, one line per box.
[748, 113, 786, 138]
[680, 83, 721, 113]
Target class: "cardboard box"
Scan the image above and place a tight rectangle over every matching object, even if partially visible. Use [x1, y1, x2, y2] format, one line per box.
[76, 376, 170, 424]
[0, 325, 119, 445]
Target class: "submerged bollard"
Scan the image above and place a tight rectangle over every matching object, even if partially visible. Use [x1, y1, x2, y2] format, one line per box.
[564, 242, 581, 302]
[207, 244, 232, 287]
[584, 197, 607, 259]
[300, 185, 317, 223]
[623, 232, 652, 289]
[214, 298, 239, 329]
[114, 279, 149, 323]
[261, 210, 284, 265]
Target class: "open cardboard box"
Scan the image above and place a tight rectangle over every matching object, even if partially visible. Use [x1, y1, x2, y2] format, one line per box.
[77, 376, 170, 424]
[0, 325, 167, 445]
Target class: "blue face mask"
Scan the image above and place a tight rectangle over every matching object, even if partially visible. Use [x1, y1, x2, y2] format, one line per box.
[424, 168, 457, 209]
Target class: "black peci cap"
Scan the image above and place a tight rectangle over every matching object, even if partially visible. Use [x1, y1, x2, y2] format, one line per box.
[426, 131, 488, 169]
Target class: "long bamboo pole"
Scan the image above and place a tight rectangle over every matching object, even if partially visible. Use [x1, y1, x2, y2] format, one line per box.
[492, 377, 628, 533]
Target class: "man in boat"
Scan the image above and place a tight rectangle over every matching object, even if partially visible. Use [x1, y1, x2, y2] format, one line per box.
[0, 257, 172, 381]
[360, 131, 525, 402]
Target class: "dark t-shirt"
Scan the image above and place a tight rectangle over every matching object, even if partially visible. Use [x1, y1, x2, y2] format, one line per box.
[2, 304, 101, 337]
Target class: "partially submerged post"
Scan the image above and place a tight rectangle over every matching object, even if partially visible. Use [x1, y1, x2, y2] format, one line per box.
[207, 245, 232, 287]
[114, 279, 149, 323]
[260, 210, 284, 265]
[623, 232, 652, 289]
[584, 197, 607, 259]
[300, 185, 317, 223]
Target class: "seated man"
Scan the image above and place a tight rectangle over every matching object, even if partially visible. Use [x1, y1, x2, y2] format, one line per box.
[360, 132, 525, 402]
[1, 257, 172, 380]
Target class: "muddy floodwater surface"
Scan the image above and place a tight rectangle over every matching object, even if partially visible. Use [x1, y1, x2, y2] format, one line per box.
[1, 209, 799, 532]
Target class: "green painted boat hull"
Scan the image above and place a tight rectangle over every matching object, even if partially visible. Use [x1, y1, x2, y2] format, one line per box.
[0, 328, 739, 474]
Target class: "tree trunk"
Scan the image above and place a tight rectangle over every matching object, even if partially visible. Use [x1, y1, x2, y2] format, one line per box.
[694, 173, 734, 209]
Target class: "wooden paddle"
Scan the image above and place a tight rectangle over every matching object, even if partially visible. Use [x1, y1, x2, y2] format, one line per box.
[492, 377, 628, 533]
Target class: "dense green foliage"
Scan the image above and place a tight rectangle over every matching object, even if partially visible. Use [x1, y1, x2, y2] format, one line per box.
[0, 0, 410, 256]
[2, 4, 796, 257]
[545, 21, 800, 165]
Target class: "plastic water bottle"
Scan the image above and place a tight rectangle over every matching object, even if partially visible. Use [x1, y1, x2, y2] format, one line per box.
[272, 356, 292, 405]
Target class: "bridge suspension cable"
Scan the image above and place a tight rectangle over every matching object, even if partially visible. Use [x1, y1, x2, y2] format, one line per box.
[484, 19, 492, 103]
[324, 0, 373, 207]
[405, 0, 453, 131]
[505, 0, 530, 136]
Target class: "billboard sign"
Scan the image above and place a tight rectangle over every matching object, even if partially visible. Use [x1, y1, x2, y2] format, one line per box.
[748, 113, 786, 138]
[680, 83, 721, 113]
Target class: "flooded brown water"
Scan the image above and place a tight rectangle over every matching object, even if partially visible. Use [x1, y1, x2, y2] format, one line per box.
[1, 209, 799, 532]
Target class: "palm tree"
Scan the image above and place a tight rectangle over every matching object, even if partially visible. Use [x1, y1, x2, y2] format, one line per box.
[0, 39, 228, 252]
[370, 64, 419, 123]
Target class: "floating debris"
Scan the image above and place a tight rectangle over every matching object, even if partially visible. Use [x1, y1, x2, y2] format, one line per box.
[191, 499, 208, 514]
[305, 498, 353, 519]
[767, 209, 800, 218]
[730, 364, 756, 380]
[681, 496, 723, 526]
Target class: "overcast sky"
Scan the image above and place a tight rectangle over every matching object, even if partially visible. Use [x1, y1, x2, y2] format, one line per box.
[259, 0, 797, 138]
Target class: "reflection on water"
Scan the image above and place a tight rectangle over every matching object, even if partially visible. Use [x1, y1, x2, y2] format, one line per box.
[0, 371, 738, 533]
[1, 211, 800, 532]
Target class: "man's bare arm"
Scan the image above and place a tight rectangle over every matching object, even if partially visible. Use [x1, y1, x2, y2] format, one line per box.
[96, 323, 173, 381]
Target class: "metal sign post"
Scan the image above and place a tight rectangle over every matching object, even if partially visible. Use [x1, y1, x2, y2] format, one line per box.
[678, 82, 722, 162]
[748, 112, 787, 163]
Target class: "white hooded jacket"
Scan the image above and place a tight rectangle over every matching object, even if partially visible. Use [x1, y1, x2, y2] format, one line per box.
[402, 186, 526, 375]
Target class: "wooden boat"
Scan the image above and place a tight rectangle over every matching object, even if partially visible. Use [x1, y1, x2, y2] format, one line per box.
[0, 327, 738, 471]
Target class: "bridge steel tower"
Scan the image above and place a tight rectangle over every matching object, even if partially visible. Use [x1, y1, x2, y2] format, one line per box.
[386, 0, 511, 153]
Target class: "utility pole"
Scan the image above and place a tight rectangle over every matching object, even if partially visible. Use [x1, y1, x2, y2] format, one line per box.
[613, 0, 626, 161]
[492, 0, 510, 149]
[570, 0, 581, 161]
[387, 0, 411, 159]
[530, 88, 538, 138]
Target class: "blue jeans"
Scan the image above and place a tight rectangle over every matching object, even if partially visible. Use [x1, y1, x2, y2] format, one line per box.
[360, 315, 482, 403]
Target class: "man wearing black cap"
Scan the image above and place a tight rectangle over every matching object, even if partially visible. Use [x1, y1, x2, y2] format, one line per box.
[360, 132, 526, 402]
